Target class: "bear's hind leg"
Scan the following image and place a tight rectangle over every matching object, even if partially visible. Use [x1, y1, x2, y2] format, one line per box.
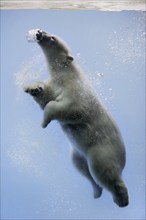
[87, 147, 129, 207]
[102, 169, 129, 207]
[71, 148, 103, 199]
[112, 179, 129, 207]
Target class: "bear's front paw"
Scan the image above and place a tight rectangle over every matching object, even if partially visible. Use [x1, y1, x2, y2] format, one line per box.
[24, 85, 43, 97]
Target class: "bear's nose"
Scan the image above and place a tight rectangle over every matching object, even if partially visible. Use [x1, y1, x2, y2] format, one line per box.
[36, 29, 43, 41]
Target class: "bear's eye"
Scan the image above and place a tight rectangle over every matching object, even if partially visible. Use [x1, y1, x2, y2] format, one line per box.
[51, 36, 56, 41]
[49, 36, 56, 46]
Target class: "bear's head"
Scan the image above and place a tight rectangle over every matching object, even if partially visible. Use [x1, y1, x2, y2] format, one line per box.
[27, 29, 74, 70]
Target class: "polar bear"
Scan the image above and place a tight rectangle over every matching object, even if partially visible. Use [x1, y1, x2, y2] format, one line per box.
[24, 29, 129, 207]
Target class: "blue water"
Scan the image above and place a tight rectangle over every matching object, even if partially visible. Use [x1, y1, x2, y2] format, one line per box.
[1, 10, 145, 220]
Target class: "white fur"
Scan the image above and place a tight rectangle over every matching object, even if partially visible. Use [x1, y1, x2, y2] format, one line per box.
[25, 30, 129, 207]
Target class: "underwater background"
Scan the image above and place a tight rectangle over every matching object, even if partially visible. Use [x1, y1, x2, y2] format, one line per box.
[1, 10, 145, 219]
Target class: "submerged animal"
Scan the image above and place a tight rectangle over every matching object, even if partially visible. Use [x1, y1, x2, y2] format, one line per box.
[24, 29, 129, 207]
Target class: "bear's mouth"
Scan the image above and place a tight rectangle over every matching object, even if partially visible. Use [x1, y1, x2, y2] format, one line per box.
[26, 29, 43, 42]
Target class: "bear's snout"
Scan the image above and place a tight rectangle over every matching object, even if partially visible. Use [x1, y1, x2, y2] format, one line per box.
[27, 29, 43, 42]
[36, 29, 43, 41]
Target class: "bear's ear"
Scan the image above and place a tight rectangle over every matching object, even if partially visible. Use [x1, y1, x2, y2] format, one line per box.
[66, 55, 74, 63]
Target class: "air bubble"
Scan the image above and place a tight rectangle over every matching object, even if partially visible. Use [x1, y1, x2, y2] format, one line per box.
[26, 29, 42, 42]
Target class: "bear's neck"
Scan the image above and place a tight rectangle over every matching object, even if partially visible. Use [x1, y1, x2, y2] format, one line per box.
[47, 59, 83, 83]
